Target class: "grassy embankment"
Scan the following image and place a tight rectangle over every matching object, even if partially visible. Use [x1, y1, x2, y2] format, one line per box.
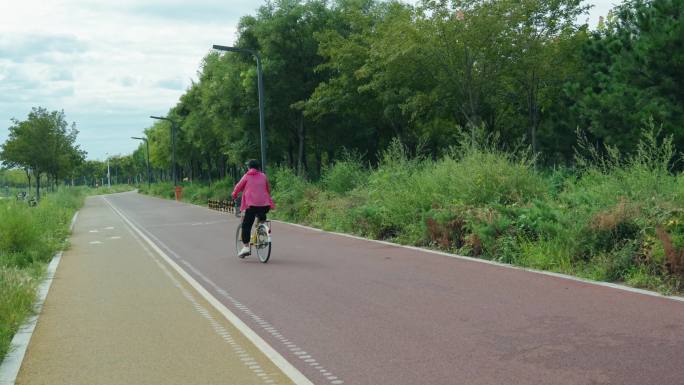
[0, 188, 84, 360]
[140, 132, 684, 294]
[0, 185, 133, 361]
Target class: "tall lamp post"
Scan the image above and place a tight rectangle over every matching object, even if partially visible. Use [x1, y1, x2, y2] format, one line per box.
[150, 116, 178, 187]
[106, 153, 111, 188]
[131, 136, 151, 189]
[212, 44, 266, 172]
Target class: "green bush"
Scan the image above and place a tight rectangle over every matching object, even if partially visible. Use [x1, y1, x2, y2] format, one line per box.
[0, 267, 37, 359]
[0, 204, 41, 257]
[271, 167, 313, 220]
[321, 153, 367, 195]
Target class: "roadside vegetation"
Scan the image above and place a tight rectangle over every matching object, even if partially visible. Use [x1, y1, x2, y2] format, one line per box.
[269, 130, 683, 294]
[141, 128, 684, 295]
[0, 186, 135, 361]
[106, 0, 683, 191]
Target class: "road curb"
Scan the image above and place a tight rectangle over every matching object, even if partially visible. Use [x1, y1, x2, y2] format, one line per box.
[137, 191, 684, 303]
[272, 220, 684, 303]
[0, 211, 79, 385]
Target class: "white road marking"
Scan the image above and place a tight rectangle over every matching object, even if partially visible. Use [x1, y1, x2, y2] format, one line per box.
[116, 212, 273, 384]
[89, 241, 103, 245]
[104, 197, 311, 385]
[144, 237, 345, 385]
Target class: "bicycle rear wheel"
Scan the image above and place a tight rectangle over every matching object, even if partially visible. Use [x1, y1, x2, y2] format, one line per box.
[235, 224, 247, 258]
[255, 225, 271, 263]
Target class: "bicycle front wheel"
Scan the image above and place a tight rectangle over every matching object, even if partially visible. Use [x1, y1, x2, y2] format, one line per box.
[255, 225, 271, 263]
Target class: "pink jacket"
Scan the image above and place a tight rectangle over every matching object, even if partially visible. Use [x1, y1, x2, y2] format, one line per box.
[231, 168, 275, 211]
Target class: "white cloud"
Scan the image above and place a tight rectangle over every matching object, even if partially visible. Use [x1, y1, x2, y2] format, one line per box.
[0, 0, 257, 159]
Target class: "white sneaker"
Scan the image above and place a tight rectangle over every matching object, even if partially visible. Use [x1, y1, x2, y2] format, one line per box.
[238, 246, 250, 258]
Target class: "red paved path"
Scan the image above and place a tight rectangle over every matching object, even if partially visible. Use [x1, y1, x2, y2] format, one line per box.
[107, 192, 684, 385]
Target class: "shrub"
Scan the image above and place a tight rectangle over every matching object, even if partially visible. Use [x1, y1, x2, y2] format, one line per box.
[0, 267, 37, 359]
[321, 152, 367, 195]
[271, 167, 313, 221]
[0, 204, 40, 256]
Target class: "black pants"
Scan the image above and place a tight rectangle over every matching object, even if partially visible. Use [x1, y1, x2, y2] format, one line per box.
[242, 206, 270, 244]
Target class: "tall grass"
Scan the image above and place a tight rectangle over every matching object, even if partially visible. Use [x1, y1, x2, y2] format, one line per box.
[269, 131, 684, 294]
[0, 188, 86, 360]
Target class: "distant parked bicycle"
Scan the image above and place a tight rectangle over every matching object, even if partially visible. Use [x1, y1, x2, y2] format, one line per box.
[234, 200, 272, 263]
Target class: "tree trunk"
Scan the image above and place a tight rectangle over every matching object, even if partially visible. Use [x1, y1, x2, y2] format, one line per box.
[25, 168, 31, 195]
[206, 155, 213, 185]
[527, 71, 539, 156]
[297, 116, 306, 175]
[218, 155, 226, 180]
[35, 171, 41, 201]
[315, 149, 322, 180]
[288, 141, 294, 169]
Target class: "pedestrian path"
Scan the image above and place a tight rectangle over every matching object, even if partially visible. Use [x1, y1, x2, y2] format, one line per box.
[14, 196, 294, 385]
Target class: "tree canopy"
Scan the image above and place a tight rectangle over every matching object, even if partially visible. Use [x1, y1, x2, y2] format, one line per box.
[0, 107, 85, 199]
[133, 0, 682, 182]
[7, 0, 678, 188]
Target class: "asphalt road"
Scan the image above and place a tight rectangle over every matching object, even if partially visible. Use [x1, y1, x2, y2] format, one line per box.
[106, 191, 684, 385]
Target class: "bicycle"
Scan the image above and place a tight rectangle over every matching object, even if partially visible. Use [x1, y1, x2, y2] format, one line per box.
[233, 201, 272, 263]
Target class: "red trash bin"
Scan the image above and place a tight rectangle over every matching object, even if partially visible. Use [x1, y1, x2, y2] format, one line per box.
[174, 186, 183, 201]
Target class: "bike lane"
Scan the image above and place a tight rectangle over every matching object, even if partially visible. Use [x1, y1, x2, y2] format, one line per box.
[106, 191, 684, 385]
[14, 195, 296, 385]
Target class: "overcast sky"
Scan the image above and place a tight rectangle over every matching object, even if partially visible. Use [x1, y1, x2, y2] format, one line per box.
[0, 0, 619, 161]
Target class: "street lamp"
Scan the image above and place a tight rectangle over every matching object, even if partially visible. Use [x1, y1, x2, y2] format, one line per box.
[106, 153, 111, 188]
[150, 116, 178, 187]
[212, 44, 267, 172]
[132, 136, 151, 189]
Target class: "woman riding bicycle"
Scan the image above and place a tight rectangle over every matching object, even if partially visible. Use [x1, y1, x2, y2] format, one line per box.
[232, 159, 275, 257]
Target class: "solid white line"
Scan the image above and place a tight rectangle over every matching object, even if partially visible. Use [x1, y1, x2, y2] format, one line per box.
[274, 220, 684, 303]
[103, 197, 314, 385]
[0, 210, 79, 385]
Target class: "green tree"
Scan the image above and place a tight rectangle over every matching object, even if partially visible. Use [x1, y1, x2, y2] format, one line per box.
[305, 0, 419, 160]
[236, 0, 335, 174]
[0, 108, 84, 199]
[75, 160, 105, 187]
[497, 0, 589, 155]
[568, 0, 684, 152]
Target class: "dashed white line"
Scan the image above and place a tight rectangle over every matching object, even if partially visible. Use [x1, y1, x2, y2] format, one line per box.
[106, 197, 343, 385]
[106, 199, 283, 385]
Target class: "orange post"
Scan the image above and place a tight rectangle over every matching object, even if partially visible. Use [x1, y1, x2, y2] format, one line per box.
[174, 186, 183, 201]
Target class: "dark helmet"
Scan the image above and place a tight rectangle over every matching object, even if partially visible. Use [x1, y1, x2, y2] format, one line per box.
[246, 159, 261, 170]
